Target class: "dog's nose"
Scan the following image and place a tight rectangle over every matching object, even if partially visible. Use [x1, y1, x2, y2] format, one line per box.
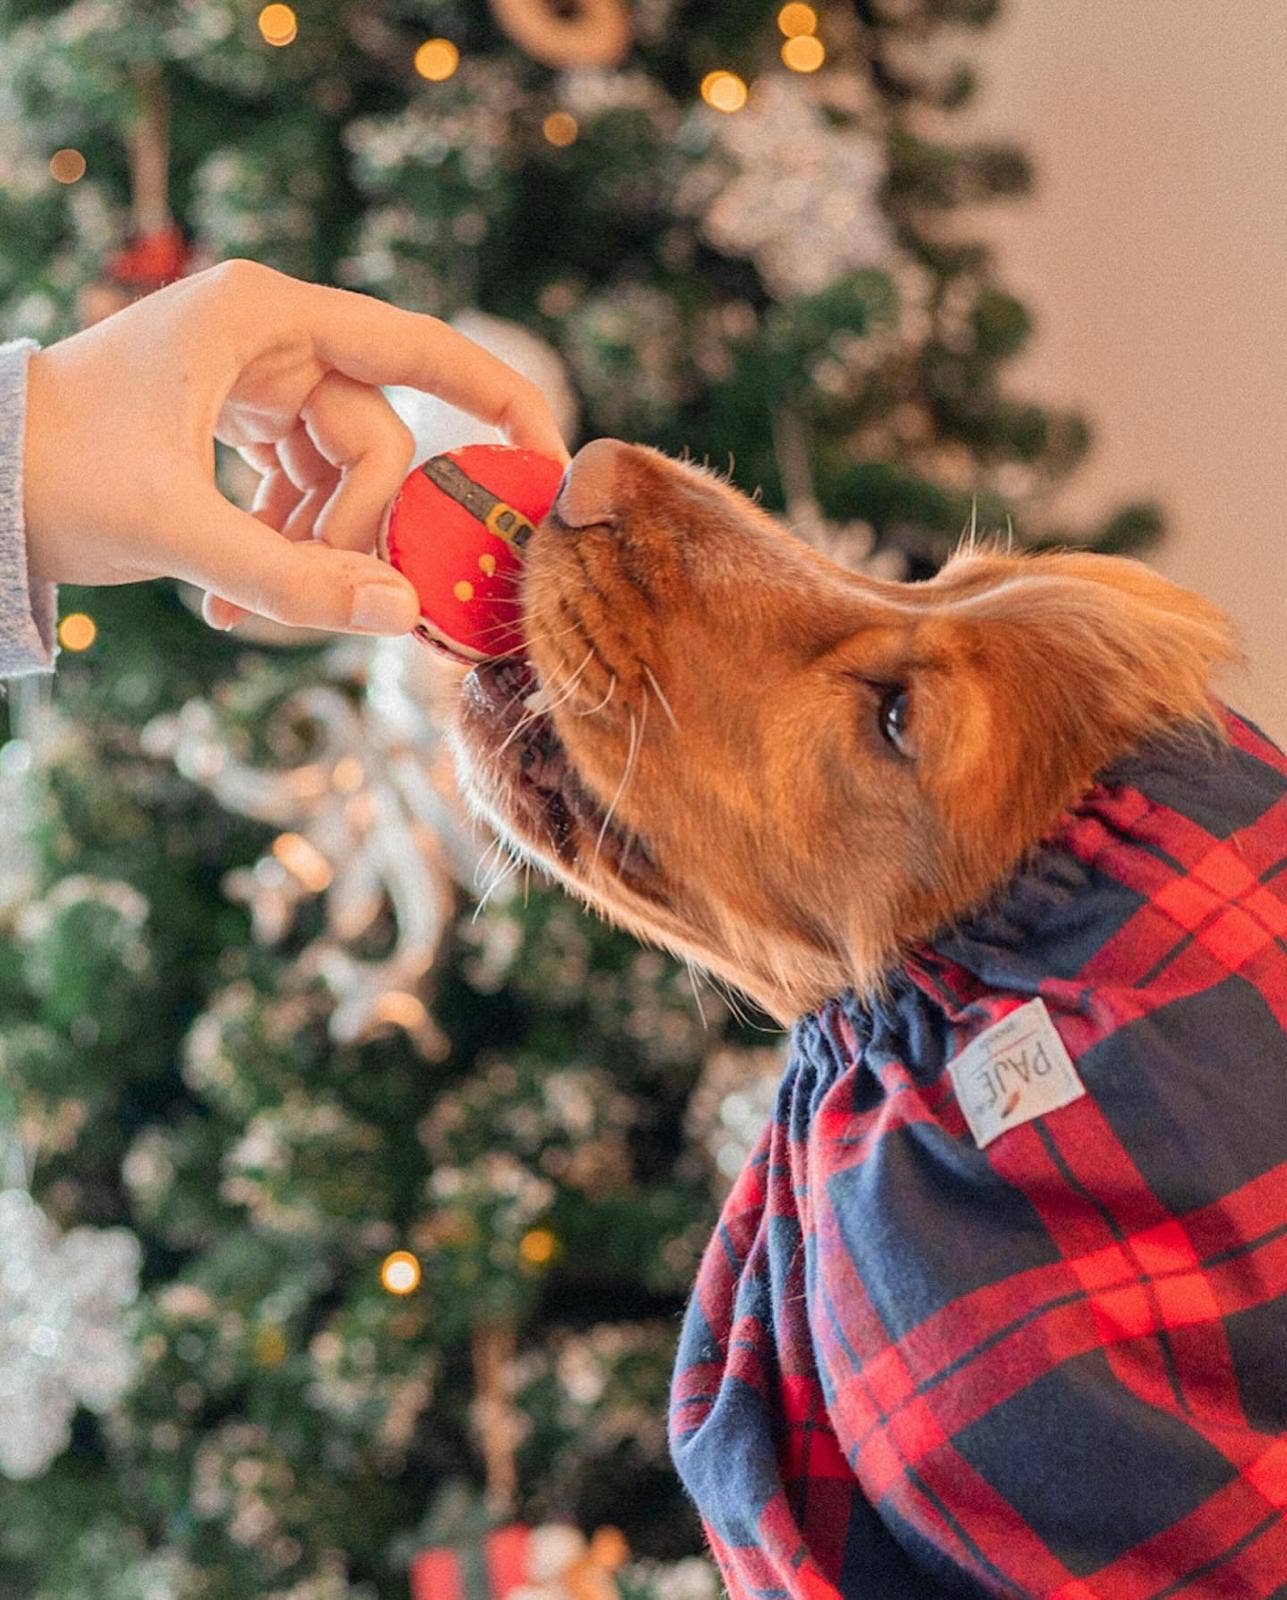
[553, 437, 625, 529]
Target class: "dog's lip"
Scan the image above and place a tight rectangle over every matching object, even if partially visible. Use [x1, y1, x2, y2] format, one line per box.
[459, 656, 663, 900]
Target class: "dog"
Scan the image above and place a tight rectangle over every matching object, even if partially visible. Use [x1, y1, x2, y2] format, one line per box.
[449, 438, 1287, 1599]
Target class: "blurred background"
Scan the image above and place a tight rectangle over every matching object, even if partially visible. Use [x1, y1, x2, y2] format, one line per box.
[0, 2, 1280, 1598]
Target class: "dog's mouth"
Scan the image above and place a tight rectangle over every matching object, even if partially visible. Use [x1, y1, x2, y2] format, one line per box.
[457, 656, 666, 906]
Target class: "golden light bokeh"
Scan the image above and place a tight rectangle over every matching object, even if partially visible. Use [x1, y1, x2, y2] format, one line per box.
[257, 3, 298, 46]
[518, 1227, 560, 1267]
[782, 33, 826, 72]
[542, 110, 579, 148]
[57, 613, 96, 651]
[271, 831, 334, 893]
[700, 70, 749, 114]
[777, 3, 819, 37]
[381, 1250, 422, 1295]
[414, 37, 460, 82]
[48, 148, 86, 185]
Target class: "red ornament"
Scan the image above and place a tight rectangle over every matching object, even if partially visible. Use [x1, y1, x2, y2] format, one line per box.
[107, 223, 192, 288]
[380, 445, 565, 665]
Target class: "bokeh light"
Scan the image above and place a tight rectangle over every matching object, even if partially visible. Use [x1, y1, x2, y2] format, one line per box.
[48, 148, 86, 184]
[271, 832, 333, 893]
[381, 1251, 422, 1295]
[782, 34, 826, 72]
[542, 110, 579, 148]
[57, 613, 96, 651]
[518, 1227, 560, 1267]
[777, 3, 819, 37]
[414, 37, 460, 82]
[700, 70, 749, 114]
[257, 4, 297, 46]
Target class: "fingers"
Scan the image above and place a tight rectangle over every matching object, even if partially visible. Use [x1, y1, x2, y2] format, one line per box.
[294, 280, 571, 465]
[250, 464, 300, 534]
[177, 476, 420, 637]
[301, 372, 416, 552]
[211, 379, 415, 629]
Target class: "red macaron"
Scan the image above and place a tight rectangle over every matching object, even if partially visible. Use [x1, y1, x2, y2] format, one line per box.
[380, 444, 565, 664]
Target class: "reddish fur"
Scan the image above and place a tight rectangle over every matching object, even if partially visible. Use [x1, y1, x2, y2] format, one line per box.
[451, 443, 1240, 1025]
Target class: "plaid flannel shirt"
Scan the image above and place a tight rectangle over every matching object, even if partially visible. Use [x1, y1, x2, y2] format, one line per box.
[670, 708, 1287, 1599]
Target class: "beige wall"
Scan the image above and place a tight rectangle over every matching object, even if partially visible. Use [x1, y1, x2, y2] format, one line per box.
[966, 2, 1287, 739]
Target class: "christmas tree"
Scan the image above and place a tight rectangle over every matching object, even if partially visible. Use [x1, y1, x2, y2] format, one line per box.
[0, 1, 1163, 1596]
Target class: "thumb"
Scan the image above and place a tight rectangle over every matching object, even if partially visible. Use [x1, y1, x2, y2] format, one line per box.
[177, 482, 420, 635]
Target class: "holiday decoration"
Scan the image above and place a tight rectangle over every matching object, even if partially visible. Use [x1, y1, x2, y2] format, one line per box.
[0, 1185, 141, 1479]
[0, 0, 1167, 1592]
[682, 73, 891, 299]
[487, 0, 631, 70]
[142, 635, 487, 1053]
[77, 65, 203, 326]
[381, 445, 565, 664]
[411, 1521, 529, 1600]
[410, 1521, 628, 1600]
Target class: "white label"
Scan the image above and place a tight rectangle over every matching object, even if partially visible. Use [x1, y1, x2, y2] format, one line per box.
[946, 998, 1086, 1149]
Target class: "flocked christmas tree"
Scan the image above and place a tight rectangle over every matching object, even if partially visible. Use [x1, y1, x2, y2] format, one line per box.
[0, 1, 1164, 1597]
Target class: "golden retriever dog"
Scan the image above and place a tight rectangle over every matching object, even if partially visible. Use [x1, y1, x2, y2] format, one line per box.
[452, 437, 1235, 1023]
[447, 438, 1287, 1600]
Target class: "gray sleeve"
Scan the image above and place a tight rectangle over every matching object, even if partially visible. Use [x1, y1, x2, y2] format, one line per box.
[0, 338, 56, 678]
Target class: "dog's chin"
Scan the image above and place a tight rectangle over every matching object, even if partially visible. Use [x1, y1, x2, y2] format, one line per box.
[453, 656, 669, 914]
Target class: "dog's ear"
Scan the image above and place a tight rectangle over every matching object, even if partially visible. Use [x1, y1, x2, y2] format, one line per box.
[923, 551, 1241, 870]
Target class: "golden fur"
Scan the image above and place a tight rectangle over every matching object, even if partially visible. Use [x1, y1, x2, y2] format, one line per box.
[450, 441, 1239, 1025]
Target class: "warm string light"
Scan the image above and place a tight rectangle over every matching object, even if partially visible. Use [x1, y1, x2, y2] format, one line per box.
[57, 613, 96, 651]
[777, 3, 819, 36]
[381, 1250, 422, 1295]
[48, 149, 86, 185]
[776, 3, 826, 72]
[257, 3, 298, 46]
[518, 1227, 560, 1268]
[543, 110, 579, 148]
[782, 33, 825, 72]
[414, 37, 460, 82]
[700, 70, 749, 114]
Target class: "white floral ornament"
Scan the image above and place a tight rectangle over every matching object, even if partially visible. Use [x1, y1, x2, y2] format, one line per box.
[0, 1186, 141, 1478]
[144, 638, 491, 1056]
[685, 74, 891, 299]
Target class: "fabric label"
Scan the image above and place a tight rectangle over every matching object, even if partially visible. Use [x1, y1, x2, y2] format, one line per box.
[946, 998, 1086, 1149]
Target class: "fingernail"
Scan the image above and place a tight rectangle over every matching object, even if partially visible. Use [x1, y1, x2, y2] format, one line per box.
[350, 583, 414, 634]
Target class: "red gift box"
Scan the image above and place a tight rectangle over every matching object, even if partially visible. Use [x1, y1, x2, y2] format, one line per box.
[410, 1523, 531, 1599]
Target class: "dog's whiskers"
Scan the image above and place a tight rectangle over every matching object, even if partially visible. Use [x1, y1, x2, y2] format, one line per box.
[471, 831, 525, 918]
[575, 674, 616, 717]
[496, 646, 594, 756]
[683, 957, 710, 1030]
[593, 696, 646, 875]
[641, 663, 679, 732]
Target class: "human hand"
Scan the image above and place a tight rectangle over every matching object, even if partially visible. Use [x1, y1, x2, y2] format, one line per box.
[21, 259, 570, 636]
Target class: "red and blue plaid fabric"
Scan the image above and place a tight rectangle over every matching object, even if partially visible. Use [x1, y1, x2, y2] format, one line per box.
[669, 709, 1287, 1598]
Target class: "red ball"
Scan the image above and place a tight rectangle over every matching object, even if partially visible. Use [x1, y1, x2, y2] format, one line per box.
[379, 444, 565, 664]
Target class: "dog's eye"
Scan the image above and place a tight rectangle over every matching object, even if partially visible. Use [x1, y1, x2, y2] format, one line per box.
[878, 685, 912, 756]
